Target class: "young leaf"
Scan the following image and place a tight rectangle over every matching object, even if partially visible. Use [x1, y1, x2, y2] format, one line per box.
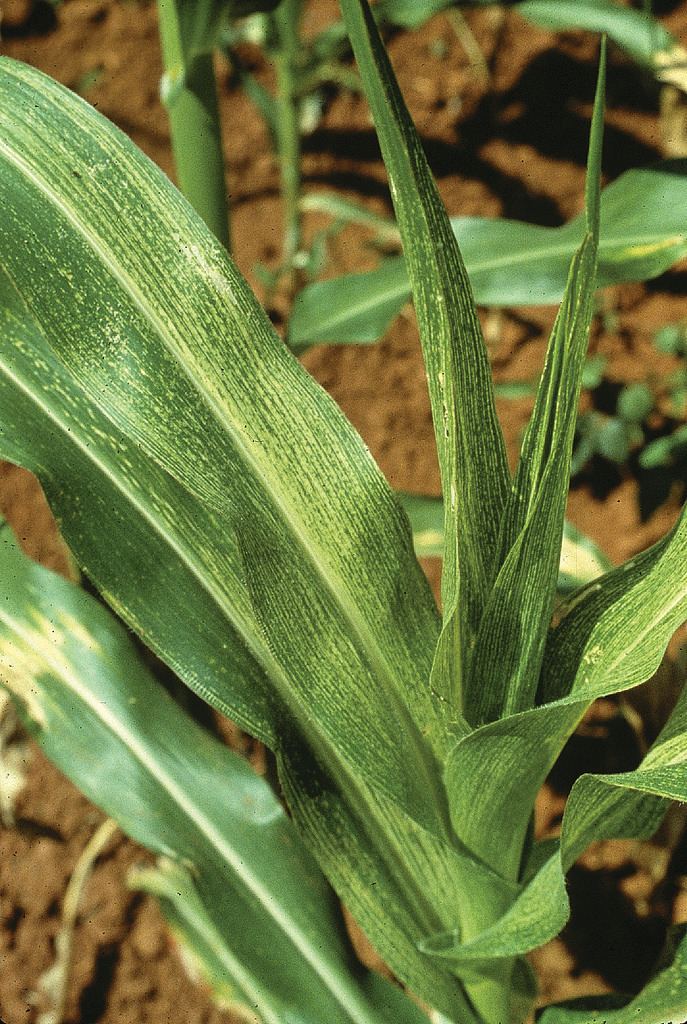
[0, 522, 418, 1024]
[398, 493, 612, 593]
[288, 161, 687, 351]
[338, 0, 511, 719]
[0, 58, 449, 836]
[422, 679, 687, 968]
[459, 45, 604, 727]
[430, 500, 687, 957]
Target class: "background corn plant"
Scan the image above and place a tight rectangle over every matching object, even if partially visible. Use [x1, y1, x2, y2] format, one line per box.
[1, 3, 687, 1024]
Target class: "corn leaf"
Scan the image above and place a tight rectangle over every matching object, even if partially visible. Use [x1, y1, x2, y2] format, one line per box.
[537, 925, 687, 1024]
[128, 858, 276, 1020]
[459, 51, 603, 731]
[130, 858, 431, 1024]
[515, 1, 687, 88]
[280, 750, 488, 1022]
[287, 161, 687, 351]
[443, 501, 687, 890]
[0, 58, 451, 839]
[423, 508, 687, 963]
[399, 493, 612, 593]
[376, 0, 686, 90]
[280, 721, 547, 1022]
[338, 0, 511, 721]
[0, 522, 425, 1024]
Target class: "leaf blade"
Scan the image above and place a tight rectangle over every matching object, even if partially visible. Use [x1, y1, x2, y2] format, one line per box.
[0, 523, 415, 1024]
[287, 161, 687, 350]
[0, 56, 447, 835]
[338, 0, 511, 720]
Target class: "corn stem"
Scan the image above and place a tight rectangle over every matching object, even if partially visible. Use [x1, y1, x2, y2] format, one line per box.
[272, 0, 303, 272]
[157, 0, 230, 251]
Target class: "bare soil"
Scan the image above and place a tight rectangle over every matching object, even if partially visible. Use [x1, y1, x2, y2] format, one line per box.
[1, 1, 687, 1021]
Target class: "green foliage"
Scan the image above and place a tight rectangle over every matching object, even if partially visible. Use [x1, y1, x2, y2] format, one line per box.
[288, 161, 687, 351]
[376, 0, 687, 94]
[0, 519, 423, 1024]
[400, 492, 612, 594]
[0, 5, 686, 1023]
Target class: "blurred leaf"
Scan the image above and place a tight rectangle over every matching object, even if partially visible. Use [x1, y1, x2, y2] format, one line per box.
[288, 161, 687, 350]
[654, 322, 687, 357]
[129, 859, 265, 1019]
[514, 1, 687, 88]
[596, 417, 631, 463]
[617, 383, 654, 424]
[167, 0, 281, 61]
[494, 380, 538, 399]
[581, 353, 607, 390]
[377, 0, 687, 92]
[640, 424, 687, 469]
[374, 0, 449, 29]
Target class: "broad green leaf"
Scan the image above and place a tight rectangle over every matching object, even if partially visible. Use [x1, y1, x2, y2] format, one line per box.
[399, 493, 612, 591]
[460, 51, 603, 731]
[0, 58, 450, 841]
[0, 522, 420, 1024]
[129, 859, 268, 1020]
[131, 858, 433, 1024]
[538, 925, 687, 1023]
[287, 161, 687, 351]
[339, 0, 511, 727]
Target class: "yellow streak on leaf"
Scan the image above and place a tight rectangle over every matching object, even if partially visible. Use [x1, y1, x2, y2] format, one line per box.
[618, 237, 685, 261]
[655, 44, 687, 93]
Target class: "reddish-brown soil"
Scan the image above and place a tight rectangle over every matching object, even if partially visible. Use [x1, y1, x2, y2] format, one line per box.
[1, 1, 687, 1021]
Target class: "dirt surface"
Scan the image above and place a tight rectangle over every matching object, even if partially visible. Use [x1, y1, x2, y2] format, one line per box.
[1, 1, 687, 1021]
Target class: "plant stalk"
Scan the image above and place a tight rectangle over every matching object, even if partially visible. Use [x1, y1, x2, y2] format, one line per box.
[157, 0, 231, 251]
[272, 0, 303, 271]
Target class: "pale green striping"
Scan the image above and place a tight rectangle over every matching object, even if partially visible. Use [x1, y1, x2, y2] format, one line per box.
[0, 57, 438, 715]
[0, 58, 447, 826]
